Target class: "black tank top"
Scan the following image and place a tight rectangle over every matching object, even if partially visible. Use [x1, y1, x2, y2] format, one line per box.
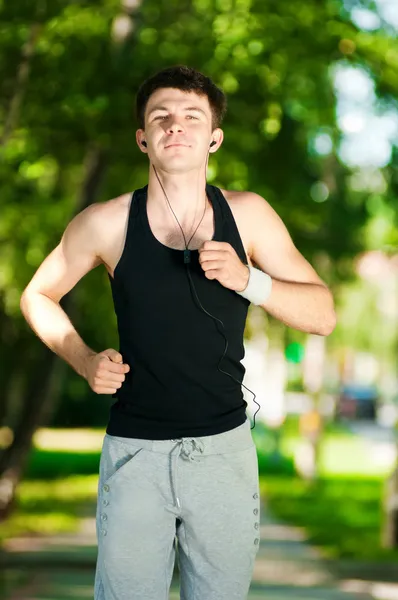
[106, 183, 250, 440]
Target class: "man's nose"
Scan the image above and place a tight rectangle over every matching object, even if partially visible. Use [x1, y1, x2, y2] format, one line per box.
[166, 117, 185, 134]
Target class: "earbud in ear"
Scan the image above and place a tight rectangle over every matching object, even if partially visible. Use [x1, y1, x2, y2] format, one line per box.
[141, 141, 147, 147]
[210, 141, 216, 147]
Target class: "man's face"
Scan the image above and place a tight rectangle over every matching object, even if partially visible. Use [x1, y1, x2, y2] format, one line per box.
[137, 87, 222, 173]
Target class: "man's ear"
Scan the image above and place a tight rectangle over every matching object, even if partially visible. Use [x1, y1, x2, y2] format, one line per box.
[209, 128, 224, 151]
[136, 129, 147, 152]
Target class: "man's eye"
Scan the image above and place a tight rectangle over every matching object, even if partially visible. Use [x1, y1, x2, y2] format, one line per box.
[155, 116, 168, 120]
[187, 115, 197, 119]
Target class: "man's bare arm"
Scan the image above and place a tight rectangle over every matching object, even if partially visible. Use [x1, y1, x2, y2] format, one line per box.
[247, 193, 337, 336]
[20, 203, 129, 393]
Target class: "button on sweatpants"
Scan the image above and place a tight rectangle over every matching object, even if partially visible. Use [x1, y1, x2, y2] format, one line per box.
[94, 417, 261, 600]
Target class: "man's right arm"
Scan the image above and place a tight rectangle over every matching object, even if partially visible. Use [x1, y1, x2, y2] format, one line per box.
[20, 203, 129, 394]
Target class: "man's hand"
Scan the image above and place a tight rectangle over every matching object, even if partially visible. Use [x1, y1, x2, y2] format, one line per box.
[198, 241, 249, 292]
[85, 348, 130, 395]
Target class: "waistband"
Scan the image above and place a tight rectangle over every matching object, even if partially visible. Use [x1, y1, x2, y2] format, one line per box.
[104, 417, 253, 456]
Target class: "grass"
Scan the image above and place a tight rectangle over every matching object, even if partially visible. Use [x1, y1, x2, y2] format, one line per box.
[0, 475, 98, 544]
[261, 474, 398, 562]
[25, 449, 101, 480]
[0, 428, 104, 543]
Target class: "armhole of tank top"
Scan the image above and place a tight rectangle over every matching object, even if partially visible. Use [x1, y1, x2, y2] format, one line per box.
[213, 186, 249, 266]
[113, 190, 136, 281]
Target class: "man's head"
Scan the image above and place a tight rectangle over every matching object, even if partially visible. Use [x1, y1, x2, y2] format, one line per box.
[135, 65, 226, 173]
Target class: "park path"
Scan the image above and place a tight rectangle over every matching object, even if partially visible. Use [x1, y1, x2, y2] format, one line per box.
[1, 499, 397, 600]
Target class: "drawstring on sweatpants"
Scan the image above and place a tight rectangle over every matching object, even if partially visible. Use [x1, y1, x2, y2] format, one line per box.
[170, 438, 205, 509]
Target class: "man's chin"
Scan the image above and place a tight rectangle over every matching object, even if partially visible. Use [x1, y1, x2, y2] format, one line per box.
[163, 165, 195, 175]
[155, 158, 198, 172]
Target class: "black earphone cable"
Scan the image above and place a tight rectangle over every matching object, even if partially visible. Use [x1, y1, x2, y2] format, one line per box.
[150, 141, 261, 430]
[152, 165, 207, 251]
[184, 264, 261, 430]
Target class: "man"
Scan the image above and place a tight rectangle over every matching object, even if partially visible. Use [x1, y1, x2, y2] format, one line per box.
[20, 65, 336, 599]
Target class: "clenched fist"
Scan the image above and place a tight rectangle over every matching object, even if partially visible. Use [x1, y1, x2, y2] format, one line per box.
[198, 240, 249, 292]
[85, 348, 130, 394]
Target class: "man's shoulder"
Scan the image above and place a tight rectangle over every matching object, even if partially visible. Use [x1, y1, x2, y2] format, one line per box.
[73, 192, 133, 272]
[68, 192, 132, 254]
[219, 188, 266, 206]
[92, 192, 132, 218]
[217, 190, 270, 260]
[82, 192, 132, 233]
[219, 189, 272, 224]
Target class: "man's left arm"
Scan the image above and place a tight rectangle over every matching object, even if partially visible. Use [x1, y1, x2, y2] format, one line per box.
[245, 193, 336, 336]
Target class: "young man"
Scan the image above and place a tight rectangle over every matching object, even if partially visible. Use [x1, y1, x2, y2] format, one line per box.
[20, 65, 336, 599]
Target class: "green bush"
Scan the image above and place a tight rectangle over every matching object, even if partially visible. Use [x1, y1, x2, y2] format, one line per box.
[261, 475, 398, 561]
[25, 449, 101, 480]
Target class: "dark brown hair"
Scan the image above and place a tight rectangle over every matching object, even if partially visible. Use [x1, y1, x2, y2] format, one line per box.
[136, 65, 227, 130]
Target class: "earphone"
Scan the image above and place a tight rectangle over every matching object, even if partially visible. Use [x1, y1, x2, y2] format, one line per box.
[141, 140, 216, 148]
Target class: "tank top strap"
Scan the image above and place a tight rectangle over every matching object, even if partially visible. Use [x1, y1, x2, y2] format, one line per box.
[207, 185, 248, 265]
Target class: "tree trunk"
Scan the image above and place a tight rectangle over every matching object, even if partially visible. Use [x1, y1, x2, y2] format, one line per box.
[0, 22, 42, 147]
[0, 145, 107, 521]
[382, 464, 398, 549]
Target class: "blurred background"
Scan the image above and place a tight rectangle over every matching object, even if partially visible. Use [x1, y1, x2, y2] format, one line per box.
[0, 0, 397, 598]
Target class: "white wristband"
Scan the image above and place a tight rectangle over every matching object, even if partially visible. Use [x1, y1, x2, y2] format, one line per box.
[236, 266, 272, 305]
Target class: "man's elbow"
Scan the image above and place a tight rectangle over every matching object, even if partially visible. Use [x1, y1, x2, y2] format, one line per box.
[20, 289, 29, 315]
[318, 288, 337, 336]
[319, 312, 337, 336]
[20, 287, 37, 316]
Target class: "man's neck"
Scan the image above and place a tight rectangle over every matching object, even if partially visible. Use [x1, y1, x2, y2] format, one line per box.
[147, 167, 208, 223]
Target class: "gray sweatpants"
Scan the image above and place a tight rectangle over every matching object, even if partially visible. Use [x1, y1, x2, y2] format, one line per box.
[94, 417, 261, 600]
